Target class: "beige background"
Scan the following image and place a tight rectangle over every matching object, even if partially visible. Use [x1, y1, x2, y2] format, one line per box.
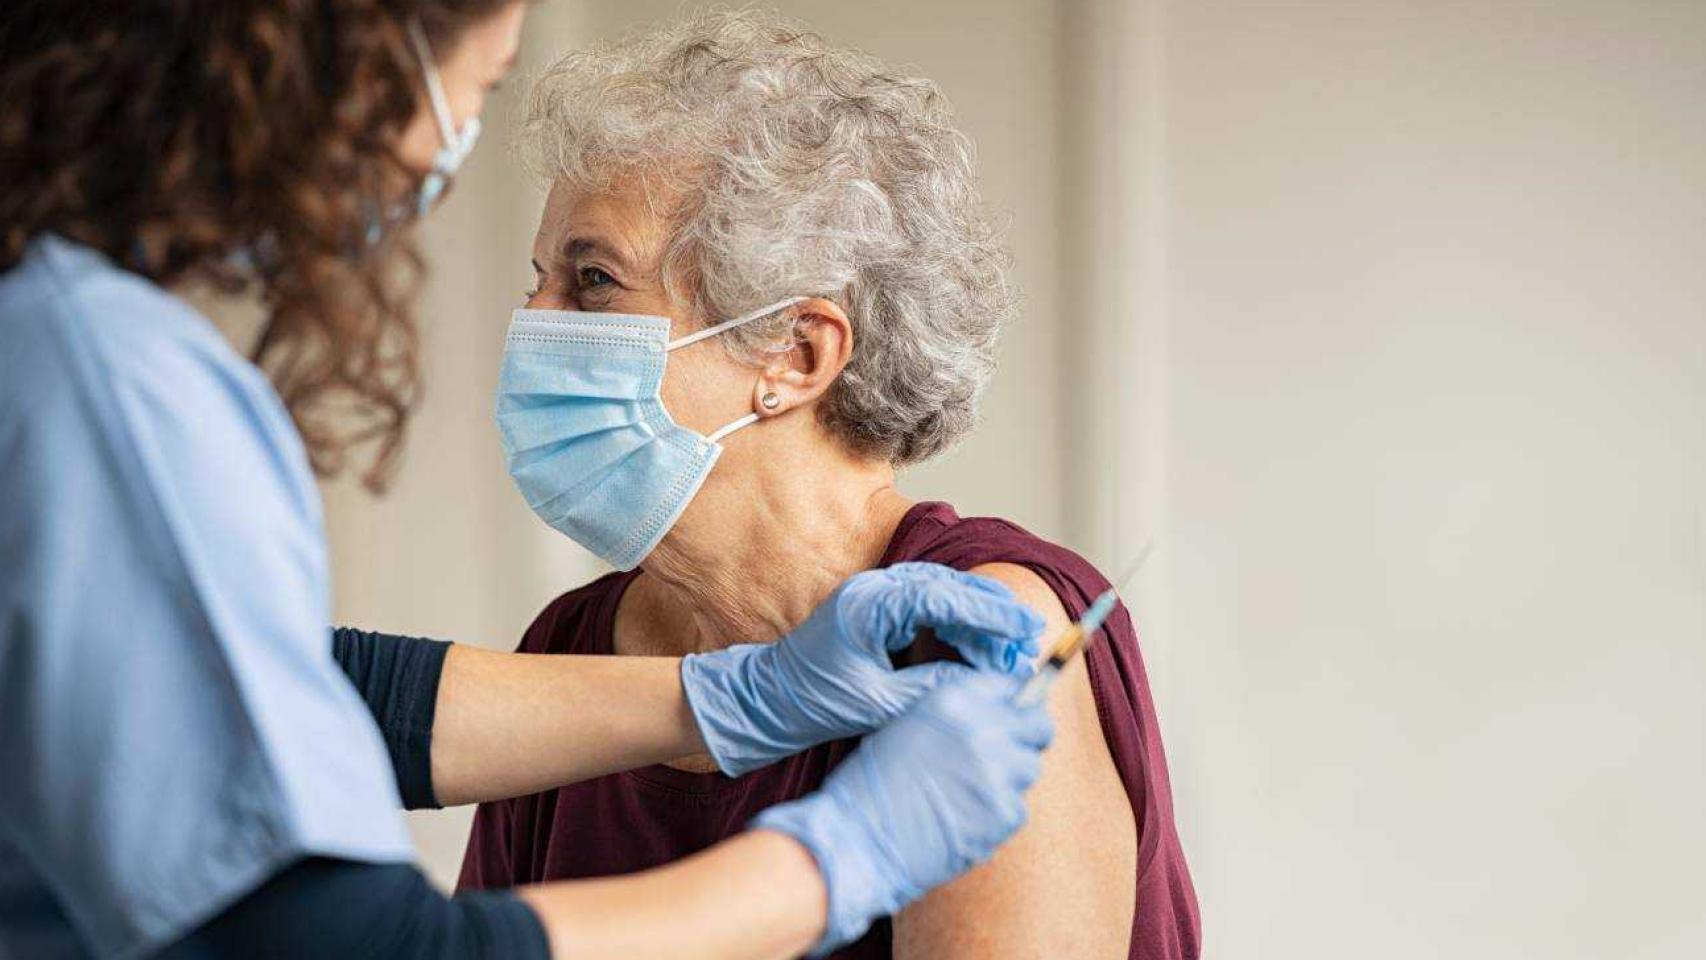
[321, 2, 1705, 956]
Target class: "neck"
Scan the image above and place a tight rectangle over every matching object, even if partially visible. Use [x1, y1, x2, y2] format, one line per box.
[633, 443, 913, 653]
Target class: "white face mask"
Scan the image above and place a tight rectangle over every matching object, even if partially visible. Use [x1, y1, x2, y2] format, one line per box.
[406, 19, 482, 218]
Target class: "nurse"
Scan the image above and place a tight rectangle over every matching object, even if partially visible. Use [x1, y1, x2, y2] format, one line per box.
[0, 3, 1053, 959]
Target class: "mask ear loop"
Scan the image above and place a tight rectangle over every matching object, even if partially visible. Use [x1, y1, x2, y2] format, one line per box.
[705, 413, 761, 444]
[666, 296, 809, 351]
[407, 20, 461, 150]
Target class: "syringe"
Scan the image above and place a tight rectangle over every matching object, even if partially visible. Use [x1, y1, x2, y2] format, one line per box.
[1014, 542, 1154, 706]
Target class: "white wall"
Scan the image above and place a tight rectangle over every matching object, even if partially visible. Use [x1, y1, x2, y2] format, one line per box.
[1127, 1, 1706, 956]
[321, 1, 1706, 954]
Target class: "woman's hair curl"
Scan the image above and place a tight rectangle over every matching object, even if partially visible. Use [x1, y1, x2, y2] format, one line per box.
[0, 0, 513, 489]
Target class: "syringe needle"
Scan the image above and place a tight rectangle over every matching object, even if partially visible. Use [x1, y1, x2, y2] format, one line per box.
[1014, 540, 1156, 705]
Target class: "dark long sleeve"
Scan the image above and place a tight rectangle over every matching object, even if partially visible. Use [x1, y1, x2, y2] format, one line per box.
[331, 626, 451, 810]
[162, 858, 550, 960]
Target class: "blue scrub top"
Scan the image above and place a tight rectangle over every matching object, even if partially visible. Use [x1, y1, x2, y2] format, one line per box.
[0, 237, 413, 959]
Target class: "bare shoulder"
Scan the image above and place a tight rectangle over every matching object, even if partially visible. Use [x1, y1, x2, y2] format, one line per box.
[968, 562, 1073, 631]
[892, 561, 1138, 959]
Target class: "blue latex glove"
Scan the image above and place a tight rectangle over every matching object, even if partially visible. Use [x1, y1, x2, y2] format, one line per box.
[680, 562, 1046, 777]
[753, 671, 1054, 955]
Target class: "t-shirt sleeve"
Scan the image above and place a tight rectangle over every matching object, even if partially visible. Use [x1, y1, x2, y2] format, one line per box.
[331, 626, 453, 811]
[0, 260, 413, 959]
[167, 858, 549, 960]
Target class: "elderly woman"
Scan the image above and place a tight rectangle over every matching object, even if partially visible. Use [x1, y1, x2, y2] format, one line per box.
[462, 10, 1199, 959]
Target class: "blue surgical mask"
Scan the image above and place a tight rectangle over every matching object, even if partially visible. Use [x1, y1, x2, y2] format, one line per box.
[495, 297, 807, 570]
[407, 19, 481, 218]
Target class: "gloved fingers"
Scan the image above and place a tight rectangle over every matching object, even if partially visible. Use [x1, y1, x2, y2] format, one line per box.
[945, 669, 1030, 704]
[936, 624, 1040, 678]
[889, 660, 978, 707]
[894, 577, 1045, 672]
[945, 681, 1050, 791]
[1009, 701, 1056, 751]
[1005, 745, 1045, 792]
[999, 799, 1031, 839]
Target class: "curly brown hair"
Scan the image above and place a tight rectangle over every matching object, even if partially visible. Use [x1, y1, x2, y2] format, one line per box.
[0, 0, 516, 489]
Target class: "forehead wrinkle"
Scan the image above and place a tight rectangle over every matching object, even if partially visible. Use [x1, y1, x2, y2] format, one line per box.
[558, 187, 674, 278]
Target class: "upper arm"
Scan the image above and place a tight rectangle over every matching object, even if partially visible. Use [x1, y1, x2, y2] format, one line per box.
[892, 563, 1137, 959]
[0, 282, 411, 956]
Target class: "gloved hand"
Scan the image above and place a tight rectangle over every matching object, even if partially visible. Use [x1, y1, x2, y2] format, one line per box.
[680, 562, 1045, 776]
[752, 671, 1054, 955]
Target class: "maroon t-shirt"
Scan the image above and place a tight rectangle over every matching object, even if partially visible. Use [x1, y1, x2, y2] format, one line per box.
[459, 501, 1200, 959]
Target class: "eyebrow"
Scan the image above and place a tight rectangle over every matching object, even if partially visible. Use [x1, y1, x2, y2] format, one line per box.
[560, 236, 633, 273]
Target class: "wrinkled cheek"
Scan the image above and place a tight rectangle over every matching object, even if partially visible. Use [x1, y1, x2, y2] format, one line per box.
[661, 352, 748, 438]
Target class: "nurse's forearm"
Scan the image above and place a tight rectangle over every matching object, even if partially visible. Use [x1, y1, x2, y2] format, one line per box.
[331, 627, 708, 807]
[430, 643, 707, 805]
[515, 828, 825, 960]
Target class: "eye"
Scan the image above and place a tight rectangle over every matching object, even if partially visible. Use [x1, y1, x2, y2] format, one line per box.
[578, 266, 616, 289]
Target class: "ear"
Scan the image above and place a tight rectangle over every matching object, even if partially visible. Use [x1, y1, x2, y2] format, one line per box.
[751, 297, 853, 418]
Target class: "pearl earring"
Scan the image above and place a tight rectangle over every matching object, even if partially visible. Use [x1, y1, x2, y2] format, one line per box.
[761, 392, 781, 410]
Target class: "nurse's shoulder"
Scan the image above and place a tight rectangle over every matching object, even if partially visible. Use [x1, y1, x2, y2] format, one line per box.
[3, 235, 277, 410]
[5, 235, 212, 368]
[0, 233, 322, 526]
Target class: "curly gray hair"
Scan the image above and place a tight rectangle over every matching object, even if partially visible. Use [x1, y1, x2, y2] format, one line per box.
[516, 8, 1017, 465]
